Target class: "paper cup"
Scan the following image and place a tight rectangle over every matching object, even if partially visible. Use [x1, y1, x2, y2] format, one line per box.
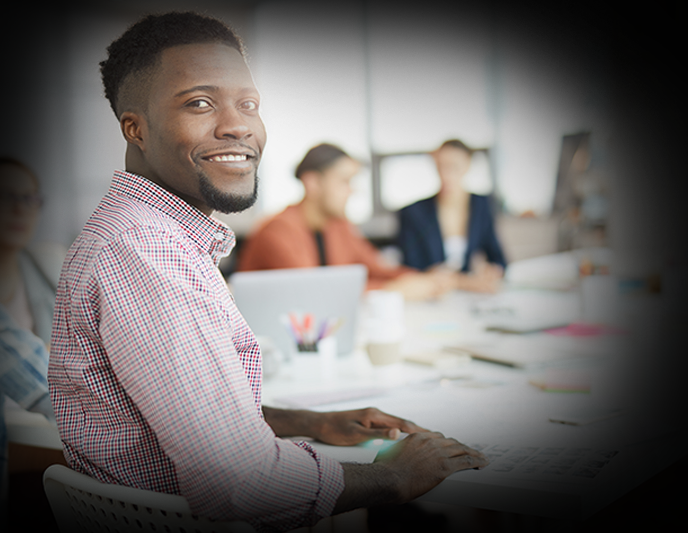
[366, 341, 402, 366]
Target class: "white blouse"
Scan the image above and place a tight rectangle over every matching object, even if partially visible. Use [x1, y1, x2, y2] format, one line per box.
[443, 234, 468, 270]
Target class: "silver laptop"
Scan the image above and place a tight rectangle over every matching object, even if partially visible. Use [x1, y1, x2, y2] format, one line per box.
[228, 264, 367, 357]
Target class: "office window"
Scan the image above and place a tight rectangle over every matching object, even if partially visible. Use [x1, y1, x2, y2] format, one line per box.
[379, 149, 495, 212]
[249, 1, 496, 226]
[379, 153, 438, 211]
[250, 2, 369, 219]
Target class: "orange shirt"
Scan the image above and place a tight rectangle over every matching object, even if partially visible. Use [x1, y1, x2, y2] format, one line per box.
[236, 202, 414, 290]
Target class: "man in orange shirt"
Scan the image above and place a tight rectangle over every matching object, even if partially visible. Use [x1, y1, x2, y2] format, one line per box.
[237, 143, 456, 300]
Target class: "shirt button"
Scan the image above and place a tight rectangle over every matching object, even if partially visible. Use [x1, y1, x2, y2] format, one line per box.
[214, 231, 225, 241]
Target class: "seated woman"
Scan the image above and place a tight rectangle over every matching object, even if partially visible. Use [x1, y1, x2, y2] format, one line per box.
[0, 157, 66, 519]
[397, 140, 507, 293]
[0, 158, 63, 342]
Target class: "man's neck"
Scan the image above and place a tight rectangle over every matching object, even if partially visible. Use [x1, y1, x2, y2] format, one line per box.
[125, 146, 213, 216]
[301, 197, 330, 231]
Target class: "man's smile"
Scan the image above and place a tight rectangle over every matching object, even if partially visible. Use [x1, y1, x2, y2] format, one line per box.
[199, 145, 259, 168]
[205, 153, 249, 162]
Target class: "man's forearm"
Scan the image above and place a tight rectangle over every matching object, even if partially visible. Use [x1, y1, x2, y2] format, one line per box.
[262, 407, 404, 513]
[262, 405, 319, 437]
[263, 408, 490, 517]
[332, 462, 401, 515]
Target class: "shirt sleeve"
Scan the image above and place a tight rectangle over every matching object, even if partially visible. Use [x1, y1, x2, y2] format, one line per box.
[0, 305, 55, 420]
[95, 227, 344, 531]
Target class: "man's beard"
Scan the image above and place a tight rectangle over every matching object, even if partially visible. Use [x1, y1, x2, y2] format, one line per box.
[197, 171, 259, 214]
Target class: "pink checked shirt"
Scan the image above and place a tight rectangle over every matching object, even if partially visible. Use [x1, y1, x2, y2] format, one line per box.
[48, 171, 345, 531]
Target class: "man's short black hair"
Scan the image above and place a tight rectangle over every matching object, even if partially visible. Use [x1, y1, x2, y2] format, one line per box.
[295, 143, 351, 179]
[439, 139, 474, 155]
[100, 11, 245, 118]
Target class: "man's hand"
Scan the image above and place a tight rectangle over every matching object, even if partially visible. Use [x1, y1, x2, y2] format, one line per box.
[375, 431, 488, 501]
[309, 407, 428, 446]
[333, 431, 489, 514]
[261, 406, 426, 445]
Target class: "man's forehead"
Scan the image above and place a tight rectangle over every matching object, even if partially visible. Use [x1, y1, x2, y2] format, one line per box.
[154, 42, 253, 86]
[326, 157, 360, 178]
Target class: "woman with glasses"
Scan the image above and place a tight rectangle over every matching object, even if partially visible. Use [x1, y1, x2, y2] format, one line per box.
[0, 158, 56, 341]
[0, 157, 65, 526]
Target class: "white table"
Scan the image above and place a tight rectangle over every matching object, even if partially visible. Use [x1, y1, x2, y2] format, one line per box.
[262, 288, 688, 521]
[9, 285, 685, 522]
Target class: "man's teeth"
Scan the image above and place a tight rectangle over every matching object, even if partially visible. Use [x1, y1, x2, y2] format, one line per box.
[207, 154, 248, 162]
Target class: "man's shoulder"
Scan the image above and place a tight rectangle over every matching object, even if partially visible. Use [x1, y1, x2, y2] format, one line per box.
[83, 192, 192, 244]
[249, 204, 306, 237]
[324, 215, 366, 243]
[67, 194, 194, 271]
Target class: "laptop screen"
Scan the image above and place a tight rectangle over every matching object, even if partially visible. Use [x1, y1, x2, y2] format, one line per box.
[228, 264, 368, 358]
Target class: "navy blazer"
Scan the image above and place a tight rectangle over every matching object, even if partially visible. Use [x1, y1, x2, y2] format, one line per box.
[397, 194, 507, 272]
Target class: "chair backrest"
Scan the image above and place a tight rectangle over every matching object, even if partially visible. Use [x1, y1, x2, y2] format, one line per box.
[43, 464, 255, 533]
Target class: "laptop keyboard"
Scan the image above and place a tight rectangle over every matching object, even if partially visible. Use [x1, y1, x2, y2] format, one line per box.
[468, 443, 619, 480]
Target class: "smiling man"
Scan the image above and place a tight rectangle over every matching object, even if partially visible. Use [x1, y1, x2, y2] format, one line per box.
[48, 11, 487, 532]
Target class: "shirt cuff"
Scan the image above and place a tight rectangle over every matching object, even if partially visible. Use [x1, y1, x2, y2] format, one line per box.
[295, 440, 345, 521]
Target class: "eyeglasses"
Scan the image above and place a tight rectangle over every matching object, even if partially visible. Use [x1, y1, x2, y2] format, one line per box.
[0, 192, 44, 208]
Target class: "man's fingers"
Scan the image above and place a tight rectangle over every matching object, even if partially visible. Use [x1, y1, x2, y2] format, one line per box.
[357, 426, 402, 441]
[445, 441, 489, 468]
[399, 419, 429, 433]
[373, 416, 428, 434]
[363, 410, 429, 434]
[449, 452, 490, 472]
[420, 434, 489, 464]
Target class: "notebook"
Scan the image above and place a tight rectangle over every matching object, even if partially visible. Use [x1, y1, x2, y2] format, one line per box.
[228, 264, 367, 357]
[444, 329, 615, 368]
[471, 289, 580, 333]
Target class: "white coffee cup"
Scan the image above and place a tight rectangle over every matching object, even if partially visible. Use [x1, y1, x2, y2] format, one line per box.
[364, 291, 404, 366]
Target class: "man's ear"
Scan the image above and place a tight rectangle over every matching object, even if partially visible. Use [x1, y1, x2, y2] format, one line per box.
[300, 171, 322, 197]
[120, 111, 147, 149]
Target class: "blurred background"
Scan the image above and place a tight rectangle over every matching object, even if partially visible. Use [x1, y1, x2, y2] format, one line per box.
[1, 3, 686, 530]
[1, 0, 685, 282]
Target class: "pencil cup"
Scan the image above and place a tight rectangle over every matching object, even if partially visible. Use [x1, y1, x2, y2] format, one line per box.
[290, 335, 337, 380]
[317, 335, 336, 380]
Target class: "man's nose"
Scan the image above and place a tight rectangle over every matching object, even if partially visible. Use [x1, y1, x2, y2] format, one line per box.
[215, 106, 252, 141]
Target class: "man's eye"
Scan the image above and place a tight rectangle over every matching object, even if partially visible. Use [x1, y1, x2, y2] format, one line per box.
[241, 101, 258, 111]
[189, 99, 211, 109]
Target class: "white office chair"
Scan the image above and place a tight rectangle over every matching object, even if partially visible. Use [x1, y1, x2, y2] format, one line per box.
[43, 464, 255, 533]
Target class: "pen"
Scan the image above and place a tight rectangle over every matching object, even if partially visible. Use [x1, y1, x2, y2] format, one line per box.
[325, 317, 344, 338]
[303, 313, 314, 344]
[280, 314, 298, 345]
[316, 318, 329, 341]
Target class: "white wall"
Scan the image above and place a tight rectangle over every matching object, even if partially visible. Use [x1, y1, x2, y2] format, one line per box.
[6, 2, 625, 251]
[235, 1, 613, 227]
[245, 1, 371, 224]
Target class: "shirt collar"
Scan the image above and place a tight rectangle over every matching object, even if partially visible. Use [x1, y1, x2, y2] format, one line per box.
[109, 170, 235, 264]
